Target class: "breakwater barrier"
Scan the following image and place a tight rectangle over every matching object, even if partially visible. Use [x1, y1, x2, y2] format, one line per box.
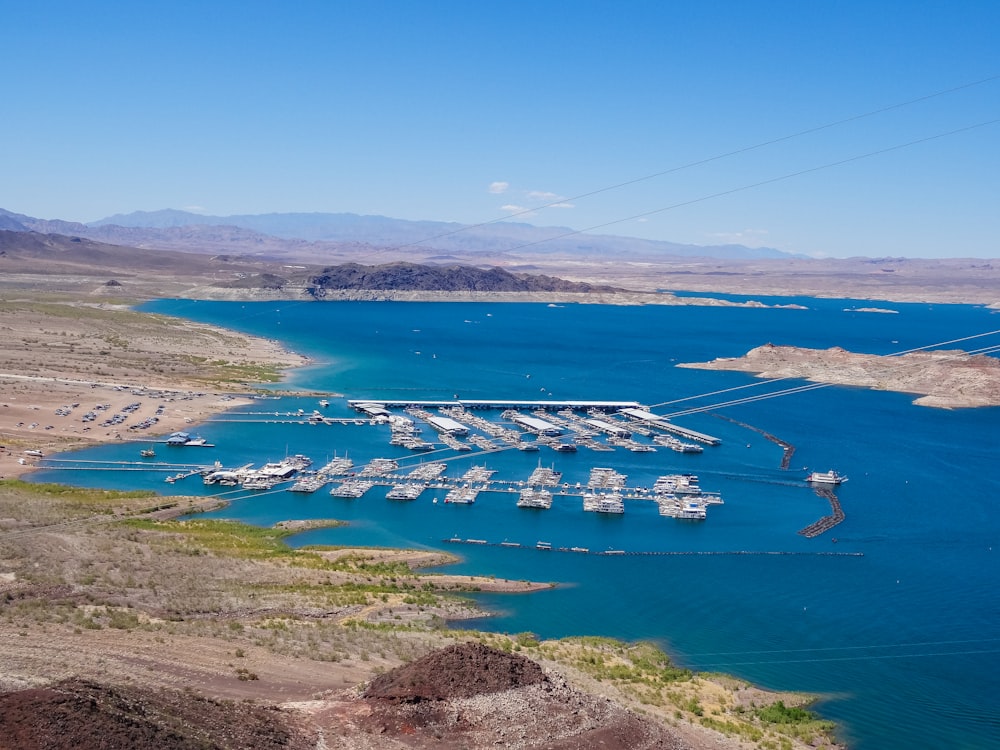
[798, 487, 845, 537]
[442, 538, 862, 557]
[712, 414, 796, 469]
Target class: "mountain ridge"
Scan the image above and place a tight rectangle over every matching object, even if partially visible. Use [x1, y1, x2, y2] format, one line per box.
[83, 207, 792, 260]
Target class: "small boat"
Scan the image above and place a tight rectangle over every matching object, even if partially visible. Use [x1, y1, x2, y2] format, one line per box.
[140, 448, 156, 458]
[319, 399, 329, 407]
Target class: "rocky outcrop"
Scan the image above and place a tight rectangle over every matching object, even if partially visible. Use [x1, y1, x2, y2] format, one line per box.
[352, 643, 689, 749]
[680, 344, 1000, 408]
[303, 262, 619, 295]
[364, 642, 548, 703]
[0, 678, 314, 750]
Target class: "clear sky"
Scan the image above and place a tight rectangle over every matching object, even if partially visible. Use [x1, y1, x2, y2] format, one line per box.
[3, 1, 998, 258]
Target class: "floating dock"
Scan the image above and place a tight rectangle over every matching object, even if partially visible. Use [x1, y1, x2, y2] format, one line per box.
[620, 408, 722, 445]
[349, 399, 644, 411]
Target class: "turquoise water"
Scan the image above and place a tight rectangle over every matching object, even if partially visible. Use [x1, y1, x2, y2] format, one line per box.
[32, 298, 1000, 749]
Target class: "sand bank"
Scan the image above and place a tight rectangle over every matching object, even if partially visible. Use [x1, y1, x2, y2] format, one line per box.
[312, 547, 554, 593]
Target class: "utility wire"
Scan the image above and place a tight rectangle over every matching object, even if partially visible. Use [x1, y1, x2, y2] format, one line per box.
[688, 636, 1000, 657]
[492, 118, 1000, 255]
[371, 74, 1000, 254]
[693, 647, 1000, 668]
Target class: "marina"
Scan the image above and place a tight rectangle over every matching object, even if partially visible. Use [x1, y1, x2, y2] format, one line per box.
[30, 389, 860, 535]
[32, 394, 854, 529]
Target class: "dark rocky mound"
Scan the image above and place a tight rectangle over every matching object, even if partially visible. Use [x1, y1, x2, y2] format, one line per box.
[352, 643, 688, 749]
[364, 642, 548, 703]
[304, 261, 618, 295]
[0, 678, 314, 750]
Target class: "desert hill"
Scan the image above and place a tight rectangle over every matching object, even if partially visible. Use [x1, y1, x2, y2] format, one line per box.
[0, 230, 618, 299]
[0, 644, 715, 750]
[4, 207, 1000, 305]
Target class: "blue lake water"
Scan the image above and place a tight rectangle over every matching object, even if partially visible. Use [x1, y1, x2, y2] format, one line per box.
[31, 297, 1000, 749]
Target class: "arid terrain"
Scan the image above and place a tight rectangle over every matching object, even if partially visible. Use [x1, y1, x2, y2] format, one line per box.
[3, 228, 995, 748]
[0, 478, 840, 750]
[2, 227, 999, 306]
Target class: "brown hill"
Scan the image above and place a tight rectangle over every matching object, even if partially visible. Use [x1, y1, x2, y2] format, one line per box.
[0, 678, 314, 750]
[0, 230, 251, 277]
[352, 643, 690, 749]
[0, 231, 620, 298]
[363, 642, 548, 702]
[0, 645, 715, 750]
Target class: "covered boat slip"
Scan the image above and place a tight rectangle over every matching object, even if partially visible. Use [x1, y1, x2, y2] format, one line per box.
[349, 399, 722, 445]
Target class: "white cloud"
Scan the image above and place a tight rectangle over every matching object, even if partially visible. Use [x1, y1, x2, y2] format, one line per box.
[488, 181, 509, 194]
[548, 202, 575, 209]
[527, 190, 561, 201]
[183, 205, 208, 213]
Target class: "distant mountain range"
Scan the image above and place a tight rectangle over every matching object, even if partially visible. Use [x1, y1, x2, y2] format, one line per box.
[0, 207, 792, 262]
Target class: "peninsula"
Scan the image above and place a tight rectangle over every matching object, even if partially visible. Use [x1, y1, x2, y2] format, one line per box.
[679, 343, 1000, 408]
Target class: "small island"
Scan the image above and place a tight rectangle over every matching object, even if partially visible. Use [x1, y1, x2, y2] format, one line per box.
[679, 343, 1000, 408]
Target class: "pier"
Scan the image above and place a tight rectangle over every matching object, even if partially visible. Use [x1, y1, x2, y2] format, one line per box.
[619, 408, 722, 445]
[348, 398, 644, 411]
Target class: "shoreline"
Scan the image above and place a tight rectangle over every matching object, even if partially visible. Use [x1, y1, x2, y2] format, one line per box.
[0, 296, 850, 749]
[0, 299, 313, 481]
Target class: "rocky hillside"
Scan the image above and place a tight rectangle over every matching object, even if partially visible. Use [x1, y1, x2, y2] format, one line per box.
[302, 262, 619, 295]
[0, 645, 741, 750]
[349, 642, 691, 749]
[0, 678, 315, 750]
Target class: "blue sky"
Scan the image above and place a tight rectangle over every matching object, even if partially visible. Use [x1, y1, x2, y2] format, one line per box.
[3, 1, 998, 258]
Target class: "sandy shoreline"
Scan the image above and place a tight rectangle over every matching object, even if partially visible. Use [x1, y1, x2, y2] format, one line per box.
[1, 377, 247, 478]
[0, 299, 312, 481]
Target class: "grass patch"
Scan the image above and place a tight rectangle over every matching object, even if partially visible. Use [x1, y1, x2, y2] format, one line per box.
[559, 637, 692, 684]
[1, 480, 154, 504]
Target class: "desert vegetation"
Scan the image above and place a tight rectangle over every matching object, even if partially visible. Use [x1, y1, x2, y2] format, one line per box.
[0, 478, 838, 748]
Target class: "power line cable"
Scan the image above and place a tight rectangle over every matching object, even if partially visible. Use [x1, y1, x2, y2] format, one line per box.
[693, 647, 1000, 668]
[370, 74, 1000, 254]
[491, 118, 1000, 255]
[688, 636, 1000, 657]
